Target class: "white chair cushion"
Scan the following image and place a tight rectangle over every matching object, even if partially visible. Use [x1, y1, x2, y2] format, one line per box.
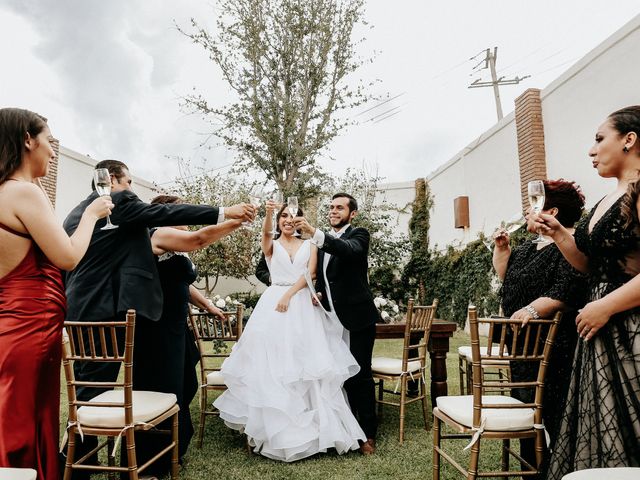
[562, 468, 640, 480]
[77, 390, 177, 428]
[0, 468, 37, 480]
[371, 357, 421, 375]
[206, 371, 226, 386]
[458, 346, 510, 365]
[435, 395, 534, 431]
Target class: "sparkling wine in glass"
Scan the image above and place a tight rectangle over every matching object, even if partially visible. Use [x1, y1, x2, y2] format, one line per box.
[93, 168, 118, 230]
[287, 196, 300, 237]
[270, 191, 284, 236]
[242, 187, 264, 227]
[528, 180, 546, 243]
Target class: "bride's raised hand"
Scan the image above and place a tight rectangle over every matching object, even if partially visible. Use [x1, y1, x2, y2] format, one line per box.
[275, 294, 291, 313]
[265, 199, 280, 214]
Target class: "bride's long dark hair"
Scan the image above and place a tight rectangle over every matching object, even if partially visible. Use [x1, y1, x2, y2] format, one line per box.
[275, 203, 303, 238]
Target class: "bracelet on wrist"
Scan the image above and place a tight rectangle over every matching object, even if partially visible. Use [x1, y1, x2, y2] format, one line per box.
[523, 304, 540, 319]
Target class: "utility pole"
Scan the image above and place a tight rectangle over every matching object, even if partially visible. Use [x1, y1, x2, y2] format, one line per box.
[468, 47, 530, 121]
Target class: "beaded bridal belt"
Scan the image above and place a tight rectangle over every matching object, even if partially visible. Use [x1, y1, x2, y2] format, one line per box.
[273, 282, 295, 286]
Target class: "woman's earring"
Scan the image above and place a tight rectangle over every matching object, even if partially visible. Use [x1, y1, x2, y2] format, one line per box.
[623, 146, 630, 153]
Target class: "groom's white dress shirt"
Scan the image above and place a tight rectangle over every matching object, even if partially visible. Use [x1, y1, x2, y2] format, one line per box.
[311, 224, 349, 312]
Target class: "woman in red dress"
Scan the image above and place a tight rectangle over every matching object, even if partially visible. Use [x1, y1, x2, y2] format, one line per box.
[0, 108, 113, 479]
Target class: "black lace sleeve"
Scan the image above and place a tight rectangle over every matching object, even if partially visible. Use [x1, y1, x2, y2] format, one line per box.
[573, 212, 591, 257]
[542, 253, 587, 309]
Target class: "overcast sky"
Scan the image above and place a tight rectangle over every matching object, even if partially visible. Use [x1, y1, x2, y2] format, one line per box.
[1, 1, 638, 189]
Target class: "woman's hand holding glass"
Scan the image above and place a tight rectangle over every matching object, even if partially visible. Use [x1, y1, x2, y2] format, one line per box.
[529, 212, 563, 239]
[492, 228, 510, 250]
[84, 196, 114, 222]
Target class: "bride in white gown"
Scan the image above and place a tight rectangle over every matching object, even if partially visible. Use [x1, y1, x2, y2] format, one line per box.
[214, 201, 366, 462]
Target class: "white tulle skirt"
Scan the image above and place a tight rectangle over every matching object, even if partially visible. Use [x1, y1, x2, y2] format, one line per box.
[213, 285, 366, 462]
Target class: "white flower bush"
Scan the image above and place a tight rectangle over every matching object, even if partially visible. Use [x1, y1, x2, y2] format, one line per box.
[206, 294, 242, 312]
[374, 296, 403, 323]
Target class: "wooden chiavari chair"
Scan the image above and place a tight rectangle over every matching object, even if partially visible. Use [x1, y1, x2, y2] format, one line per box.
[433, 306, 561, 479]
[62, 310, 180, 480]
[372, 298, 438, 444]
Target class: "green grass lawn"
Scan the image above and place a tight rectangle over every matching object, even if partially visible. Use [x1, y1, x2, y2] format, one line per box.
[60, 329, 512, 479]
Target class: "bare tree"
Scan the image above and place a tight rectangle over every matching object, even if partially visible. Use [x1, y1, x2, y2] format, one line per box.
[178, 0, 375, 197]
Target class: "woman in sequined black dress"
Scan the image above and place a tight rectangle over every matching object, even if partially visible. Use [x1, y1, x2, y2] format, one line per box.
[532, 106, 640, 478]
[492, 179, 586, 475]
[132, 195, 243, 474]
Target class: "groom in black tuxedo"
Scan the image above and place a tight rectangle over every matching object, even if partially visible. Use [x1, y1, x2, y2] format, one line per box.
[294, 193, 379, 455]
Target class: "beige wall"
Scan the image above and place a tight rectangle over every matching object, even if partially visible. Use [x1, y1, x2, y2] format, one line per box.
[423, 13, 640, 249]
[55, 145, 158, 220]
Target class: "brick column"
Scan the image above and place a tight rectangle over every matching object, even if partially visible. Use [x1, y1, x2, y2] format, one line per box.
[514, 88, 547, 212]
[41, 138, 59, 208]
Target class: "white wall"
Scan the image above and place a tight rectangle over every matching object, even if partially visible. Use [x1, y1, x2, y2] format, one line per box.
[426, 115, 521, 249]
[542, 16, 640, 208]
[55, 146, 158, 220]
[423, 13, 640, 248]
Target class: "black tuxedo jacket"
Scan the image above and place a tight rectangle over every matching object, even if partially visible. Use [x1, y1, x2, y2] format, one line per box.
[63, 190, 220, 322]
[315, 225, 380, 332]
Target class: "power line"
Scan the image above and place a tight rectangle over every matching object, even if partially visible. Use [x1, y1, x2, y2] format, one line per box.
[155, 161, 234, 186]
[373, 110, 401, 124]
[364, 105, 402, 123]
[354, 92, 406, 117]
[468, 47, 530, 120]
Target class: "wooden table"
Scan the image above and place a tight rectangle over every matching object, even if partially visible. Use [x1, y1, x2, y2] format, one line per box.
[375, 319, 457, 401]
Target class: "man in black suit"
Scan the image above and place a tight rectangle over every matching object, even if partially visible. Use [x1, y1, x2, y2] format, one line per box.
[63, 159, 254, 401]
[294, 193, 379, 455]
[255, 253, 271, 286]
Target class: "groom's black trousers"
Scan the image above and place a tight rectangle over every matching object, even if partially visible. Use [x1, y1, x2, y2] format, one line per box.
[345, 323, 378, 439]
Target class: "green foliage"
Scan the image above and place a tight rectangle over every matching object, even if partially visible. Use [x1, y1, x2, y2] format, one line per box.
[401, 178, 432, 303]
[317, 168, 409, 299]
[421, 241, 501, 326]
[175, 170, 262, 295]
[402, 179, 532, 325]
[178, 0, 376, 199]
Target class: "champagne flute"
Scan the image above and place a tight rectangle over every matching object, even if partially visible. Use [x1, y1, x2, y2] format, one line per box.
[287, 196, 300, 237]
[242, 187, 264, 227]
[528, 180, 546, 243]
[484, 214, 527, 251]
[93, 168, 118, 230]
[270, 191, 284, 236]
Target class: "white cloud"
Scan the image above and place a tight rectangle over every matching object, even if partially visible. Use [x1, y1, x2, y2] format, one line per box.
[1, 0, 638, 187]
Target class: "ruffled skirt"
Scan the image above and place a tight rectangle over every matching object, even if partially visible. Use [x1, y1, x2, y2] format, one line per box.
[213, 286, 365, 462]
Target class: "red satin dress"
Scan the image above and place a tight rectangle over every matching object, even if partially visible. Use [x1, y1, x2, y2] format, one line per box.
[0, 223, 66, 479]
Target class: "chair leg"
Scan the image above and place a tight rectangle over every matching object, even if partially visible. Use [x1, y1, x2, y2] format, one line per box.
[198, 387, 207, 448]
[64, 430, 76, 480]
[399, 376, 407, 444]
[107, 438, 117, 480]
[458, 356, 465, 394]
[466, 363, 472, 395]
[501, 438, 510, 472]
[125, 428, 139, 480]
[467, 437, 480, 480]
[420, 378, 430, 431]
[171, 412, 180, 480]
[432, 415, 441, 480]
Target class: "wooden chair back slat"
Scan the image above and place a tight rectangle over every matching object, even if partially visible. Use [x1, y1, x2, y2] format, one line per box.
[62, 311, 136, 424]
[468, 306, 560, 429]
[401, 298, 438, 371]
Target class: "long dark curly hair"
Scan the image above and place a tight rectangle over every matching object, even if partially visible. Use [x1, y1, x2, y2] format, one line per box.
[608, 106, 640, 227]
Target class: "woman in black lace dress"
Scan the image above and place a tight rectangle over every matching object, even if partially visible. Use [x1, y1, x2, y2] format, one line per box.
[132, 195, 242, 474]
[533, 106, 640, 478]
[492, 179, 586, 475]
